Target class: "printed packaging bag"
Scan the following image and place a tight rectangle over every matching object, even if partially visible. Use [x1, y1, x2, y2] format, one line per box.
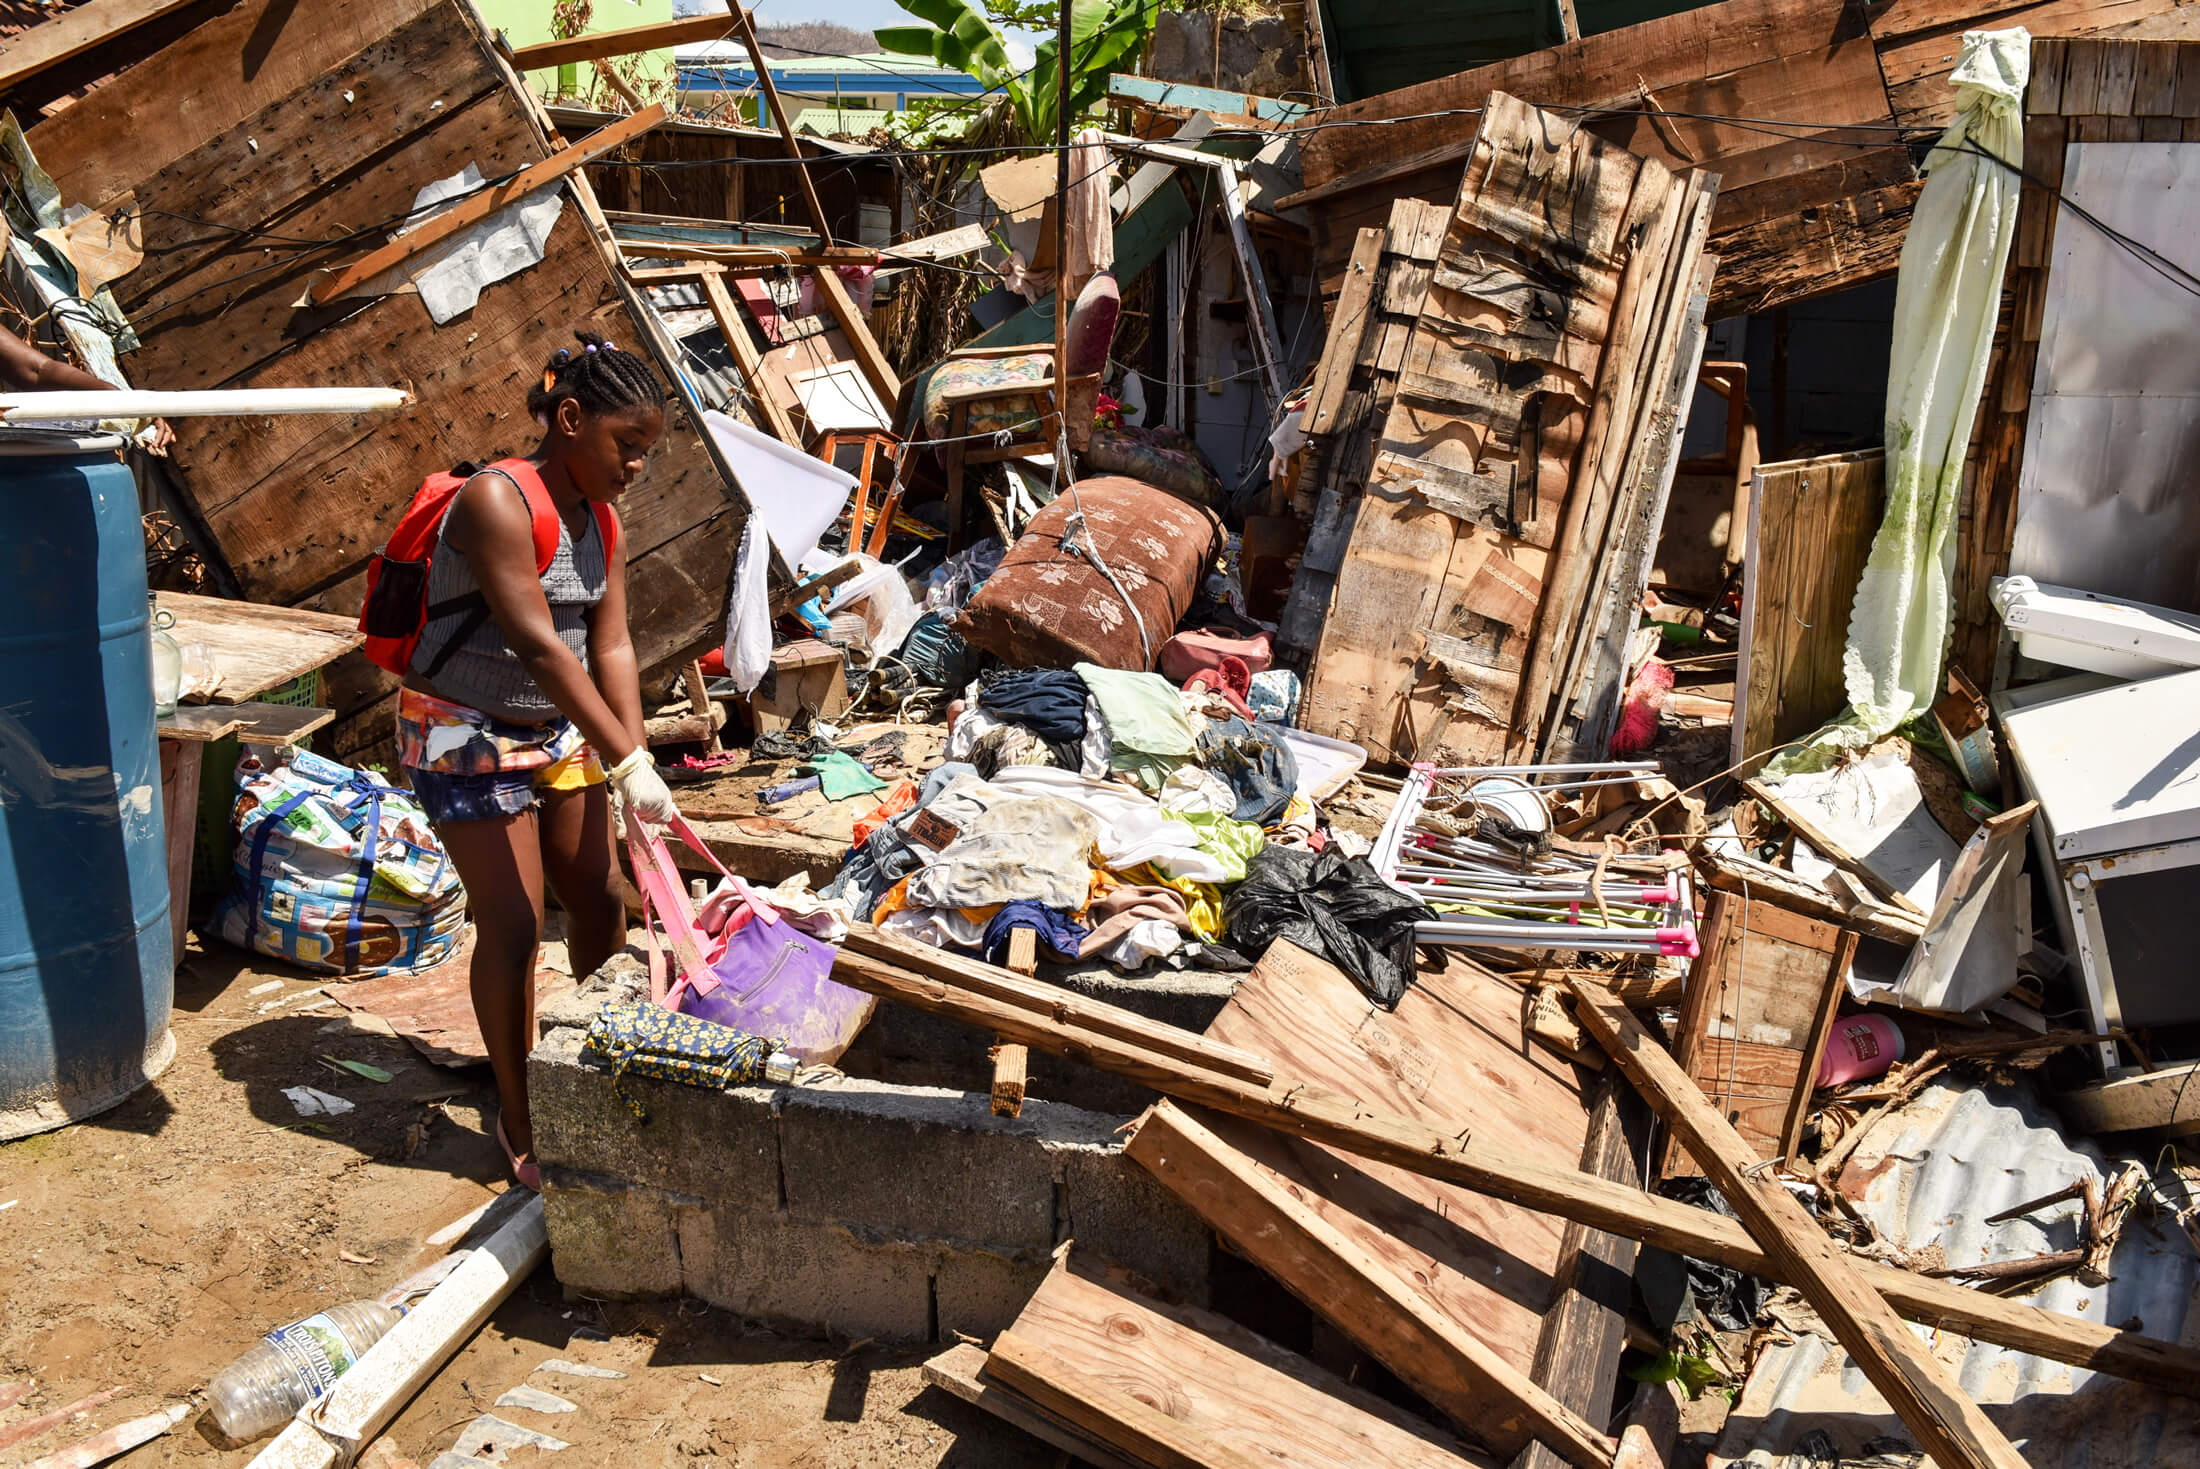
[210, 749, 467, 975]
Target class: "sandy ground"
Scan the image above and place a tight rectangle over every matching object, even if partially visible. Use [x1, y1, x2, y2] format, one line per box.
[0, 936, 1056, 1469]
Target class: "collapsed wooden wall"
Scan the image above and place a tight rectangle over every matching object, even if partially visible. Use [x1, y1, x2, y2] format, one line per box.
[1288, 0, 2197, 316]
[1952, 34, 2200, 688]
[22, 0, 745, 758]
[1299, 93, 1714, 767]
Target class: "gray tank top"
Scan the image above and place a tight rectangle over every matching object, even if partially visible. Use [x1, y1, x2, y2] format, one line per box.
[408, 469, 607, 724]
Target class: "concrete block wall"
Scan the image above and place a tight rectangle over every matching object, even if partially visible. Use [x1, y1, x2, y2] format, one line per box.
[530, 1020, 1216, 1343]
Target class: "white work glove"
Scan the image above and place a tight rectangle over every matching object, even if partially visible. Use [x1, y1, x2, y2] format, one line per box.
[607, 747, 679, 829]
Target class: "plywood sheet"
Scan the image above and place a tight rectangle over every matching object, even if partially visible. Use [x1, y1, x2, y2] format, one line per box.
[157, 591, 363, 702]
[28, 0, 749, 756]
[991, 1256, 1492, 1469]
[1733, 452, 1884, 767]
[1198, 942, 1591, 1376]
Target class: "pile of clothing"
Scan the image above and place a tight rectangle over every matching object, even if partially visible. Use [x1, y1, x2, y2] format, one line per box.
[825, 663, 1427, 1004]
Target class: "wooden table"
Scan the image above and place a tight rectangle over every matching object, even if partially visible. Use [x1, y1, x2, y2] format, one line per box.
[153, 593, 366, 956]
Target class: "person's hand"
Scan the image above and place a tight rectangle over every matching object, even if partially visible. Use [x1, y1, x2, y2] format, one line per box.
[607, 747, 678, 828]
[144, 418, 175, 453]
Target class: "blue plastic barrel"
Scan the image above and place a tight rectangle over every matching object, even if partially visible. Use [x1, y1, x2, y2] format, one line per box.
[0, 428, 174, 1139]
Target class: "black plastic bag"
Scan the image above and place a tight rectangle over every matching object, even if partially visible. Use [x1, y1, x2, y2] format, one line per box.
[1222, 846, 1431, 1009]
[1655, 1176, 1772, 1331]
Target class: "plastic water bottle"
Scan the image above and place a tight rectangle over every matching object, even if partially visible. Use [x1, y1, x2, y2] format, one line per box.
[205, 1300, 405, 1443]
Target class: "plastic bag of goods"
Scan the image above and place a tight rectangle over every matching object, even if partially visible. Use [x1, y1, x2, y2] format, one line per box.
[209, 749, 467, 975]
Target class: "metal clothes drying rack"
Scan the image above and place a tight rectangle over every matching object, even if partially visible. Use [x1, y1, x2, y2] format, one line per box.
[1371, 762, 1699, 958]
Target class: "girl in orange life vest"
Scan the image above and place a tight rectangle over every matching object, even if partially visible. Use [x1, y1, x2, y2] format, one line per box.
[395, 333, 682, 1190]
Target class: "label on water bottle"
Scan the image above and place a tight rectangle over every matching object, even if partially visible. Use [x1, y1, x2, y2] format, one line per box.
[262, 1313, 360, 1401]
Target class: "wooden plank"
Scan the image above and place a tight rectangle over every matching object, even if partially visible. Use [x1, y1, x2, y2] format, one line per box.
[832, 931, 2200, 1398]
[1303, 95, 1685, 768]
[1731, 452, 1885, 767]
[507, 12, 741, 70]
[1305, 229, 1387, 434]
[1511, 1075, 1643, 1469]
[1296, 0, 1846, 188]
[2057, 1062, 2200, 1137]
[922, 1344, 1145, 1469]
[0, 0, 207, 99]
[156, 593, 362, 702]
[1505, 132, 1682, 758]
[990, 927, 1037, 1119]
[988, 1257, 1494, 1469]
[160, 739, 204, 958]
[882, 222, 988, 263]
[1129, 1103, 1614, 1467]
[1707, 177, 1921, 316]
[308, 105, 669, 305]
[841, 929, 1275, 1086]
[158, 707, 248, 743]
[1569, 983, 2031, 1469]
[96, 2, 505, 315]
[112, 90, 539, 396]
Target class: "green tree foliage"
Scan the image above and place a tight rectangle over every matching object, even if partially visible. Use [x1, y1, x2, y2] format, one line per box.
[876, 0, 1160, 145]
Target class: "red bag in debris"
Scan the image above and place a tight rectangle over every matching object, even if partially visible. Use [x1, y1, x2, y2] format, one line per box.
[356, 458, 619, 676]
[1159, 627, 1273, 685]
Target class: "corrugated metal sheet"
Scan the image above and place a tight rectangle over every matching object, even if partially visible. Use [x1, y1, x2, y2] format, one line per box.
[1713, 1081, 2200, 1468]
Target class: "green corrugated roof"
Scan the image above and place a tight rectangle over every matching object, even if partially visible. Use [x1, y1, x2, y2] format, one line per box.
[791, 106, 890, 137]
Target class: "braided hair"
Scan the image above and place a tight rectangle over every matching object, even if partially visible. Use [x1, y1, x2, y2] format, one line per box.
[527, 330, 666, 427]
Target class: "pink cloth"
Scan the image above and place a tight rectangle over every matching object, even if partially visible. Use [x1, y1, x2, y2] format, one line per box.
[1077, 883, 1196, 958]
[1002, 129, 1115, 304]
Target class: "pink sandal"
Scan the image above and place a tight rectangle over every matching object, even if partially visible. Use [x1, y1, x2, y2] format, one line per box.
[496, 1116, 542, 1191]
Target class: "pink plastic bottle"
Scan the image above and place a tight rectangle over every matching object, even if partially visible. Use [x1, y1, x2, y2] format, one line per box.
[1817, 1014, 1905, 1087]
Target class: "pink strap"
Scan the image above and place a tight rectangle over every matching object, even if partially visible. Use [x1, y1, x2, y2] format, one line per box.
[627, 824, 719, 1007]
[658, 812, 783, 932]
[627, 815, 790, 1010]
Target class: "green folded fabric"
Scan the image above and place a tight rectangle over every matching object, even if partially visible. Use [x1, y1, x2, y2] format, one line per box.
[800, 749, 887, 802]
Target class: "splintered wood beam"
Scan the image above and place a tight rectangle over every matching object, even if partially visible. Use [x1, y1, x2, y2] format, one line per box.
[308, 105, 669, 306]
[1567, 981, 2029, 1469]
[0, 0, 203, 97]
[508, 13, 741, 70]
[828, 929, 2200, 1399]
[1128, 1101, 1617, 1468]
[726, 1, 832, 245]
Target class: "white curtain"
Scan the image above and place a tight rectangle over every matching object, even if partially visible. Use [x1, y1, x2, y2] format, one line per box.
[1771, 28, 2029, 776]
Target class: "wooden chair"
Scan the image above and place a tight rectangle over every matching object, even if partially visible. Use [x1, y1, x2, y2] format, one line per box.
[812, 427, 903, 557]
[929, 343, 1102, 549]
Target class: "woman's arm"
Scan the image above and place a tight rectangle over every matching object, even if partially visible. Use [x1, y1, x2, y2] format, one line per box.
[443, 474, 639, 762]
[0, 330, 112, 392]
[586, 525, 645, 752]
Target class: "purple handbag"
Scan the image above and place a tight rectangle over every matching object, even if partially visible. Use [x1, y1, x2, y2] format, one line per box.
[635, 817, 875, 1066]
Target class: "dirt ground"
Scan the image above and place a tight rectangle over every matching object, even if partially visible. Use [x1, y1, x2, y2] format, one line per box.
[0, 935, 1057, 1469]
